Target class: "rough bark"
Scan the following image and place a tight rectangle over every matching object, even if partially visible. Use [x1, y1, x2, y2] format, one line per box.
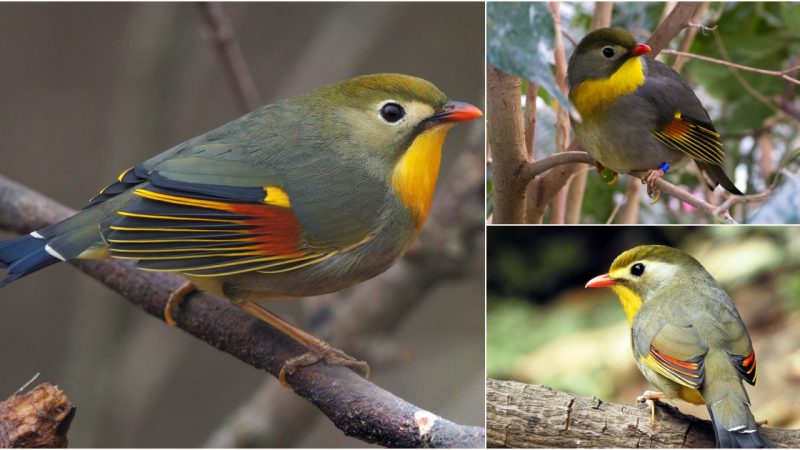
[0, 383, 75, 448]
[486, 379, 799, 448]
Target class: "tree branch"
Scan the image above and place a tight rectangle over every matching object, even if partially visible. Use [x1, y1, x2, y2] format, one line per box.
[487, 64, 529, 223]
[0, 383, 75, 448]
[661, 49, 800, 86]
[198, 2, 263, 112]
[487, 379, 799, 448]
[517, 150, 771, 224]
[0, 174, 484, 448]
[645, 3, 702, 56]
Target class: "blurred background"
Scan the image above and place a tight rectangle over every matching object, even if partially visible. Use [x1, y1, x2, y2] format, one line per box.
[488, 226, 800, 431]
[487, 2, 800, 223]
[0, 3, 485, 447]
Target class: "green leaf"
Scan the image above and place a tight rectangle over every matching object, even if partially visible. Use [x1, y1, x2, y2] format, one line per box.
[487, 2, 572, 110]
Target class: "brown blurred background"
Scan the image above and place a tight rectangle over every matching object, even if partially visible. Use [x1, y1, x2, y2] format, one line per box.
[0, 2, 485, 447]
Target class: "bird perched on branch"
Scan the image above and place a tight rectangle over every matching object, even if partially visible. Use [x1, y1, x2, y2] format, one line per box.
[567, 28, 743, 200]
[0, 73, 482, 385]
[586, 245, 771, 448]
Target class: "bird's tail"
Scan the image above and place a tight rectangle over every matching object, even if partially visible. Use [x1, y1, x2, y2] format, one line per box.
[0, 189, 137, 287]
[705, 379, 772, 448]
[696, 161, 744, 195]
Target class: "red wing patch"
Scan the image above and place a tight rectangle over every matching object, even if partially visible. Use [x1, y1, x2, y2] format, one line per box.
[648, 346, 705, 389]
[106, 184, 325, 277]
[731, 350, 757, 386]
[652, 112, 725, 166]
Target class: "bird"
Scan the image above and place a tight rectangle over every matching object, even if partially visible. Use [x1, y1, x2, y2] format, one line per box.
[585, 245, 771, 448]
[567, 27, 743, 200]
[0, 73, 482, 385]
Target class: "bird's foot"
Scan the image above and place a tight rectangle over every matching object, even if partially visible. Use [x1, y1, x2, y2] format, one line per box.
[595, 162, 618, 185]
[278, 341, 370, 388]
[164, 280, 197, 326]
[636, 390, 666, 429]
[642, 162, 670, 204]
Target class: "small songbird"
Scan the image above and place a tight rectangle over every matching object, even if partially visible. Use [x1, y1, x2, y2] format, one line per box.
[0, 73, 482, 385]
[567, 28, 743, 199]
[586, 245, 771, 448]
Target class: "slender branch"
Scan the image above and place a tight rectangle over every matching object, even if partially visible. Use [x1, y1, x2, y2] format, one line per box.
[661, 49, 800, 86]
[487, 379, 798, 448]
[198, 2, 263, 112]
[671, 3, 709, 72]
[548, 2, 571, 224]
[646, 3, 702, 56]
[0, 175, 484, 448]
[520, 151, 595, 182]
[517, 150, 771, 224]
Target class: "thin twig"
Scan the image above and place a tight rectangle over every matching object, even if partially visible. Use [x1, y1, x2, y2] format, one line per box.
[0, 175, 484, 448]
[661, 49, 800, 87]
[198, 3, 263, 112]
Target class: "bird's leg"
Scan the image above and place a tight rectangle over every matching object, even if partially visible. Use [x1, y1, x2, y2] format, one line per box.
[595, 162, 618, 186]
[237, 300, 370, 387]
[636, 390, 666, 429]
[642, 162, 670, 204]
[164, 280, 197, 326]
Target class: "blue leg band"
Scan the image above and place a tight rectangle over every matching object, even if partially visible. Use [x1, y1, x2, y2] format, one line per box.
[659, 162, 670, 173]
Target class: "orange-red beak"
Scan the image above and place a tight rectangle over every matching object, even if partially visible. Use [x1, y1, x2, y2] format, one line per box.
[630, 43, 651, 57]
[430, 101, 483, 124]
[585, 273, 618, 288]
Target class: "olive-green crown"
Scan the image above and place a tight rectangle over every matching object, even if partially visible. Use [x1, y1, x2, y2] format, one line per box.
[610, 244, 703, 272]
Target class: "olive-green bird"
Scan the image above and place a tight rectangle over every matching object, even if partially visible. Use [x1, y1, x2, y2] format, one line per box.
[568, 28, 743, 198]
[0, 73, 482, 384]
[586, 245, 771, 448]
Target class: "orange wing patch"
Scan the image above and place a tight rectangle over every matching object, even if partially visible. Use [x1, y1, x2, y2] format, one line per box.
[652, 112, 725, 166]
[645, 346, 705, 389]
[106, 184, 320, 276]
[732, 350, 757, 386]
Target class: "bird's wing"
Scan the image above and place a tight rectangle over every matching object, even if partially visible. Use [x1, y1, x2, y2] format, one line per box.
[95, 160, 371, 278]
[638, 60, 726, 167]
[632, 304, 708, 390]
[714, 296, 758, 385]
[651, 112, 726, 167]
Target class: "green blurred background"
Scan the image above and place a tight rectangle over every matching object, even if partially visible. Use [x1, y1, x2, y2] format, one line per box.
[488, 226, 800, 429]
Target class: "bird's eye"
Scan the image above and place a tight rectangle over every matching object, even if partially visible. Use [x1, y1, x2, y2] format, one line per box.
[602, 46, 615, 58]
[380, 103, 405, 123]
[630, 263, 645, 277]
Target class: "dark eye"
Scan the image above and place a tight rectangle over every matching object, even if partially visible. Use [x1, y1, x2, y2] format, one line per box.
[602, 46, 615, 58]
[380, 103, 405, 123]
[631, 263, 645, 277]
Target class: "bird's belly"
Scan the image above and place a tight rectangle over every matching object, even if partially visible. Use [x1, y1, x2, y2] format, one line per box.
[575, 118, 688, 173]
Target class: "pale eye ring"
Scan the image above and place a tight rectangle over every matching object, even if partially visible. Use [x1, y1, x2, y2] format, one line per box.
[378, 101, 406, 124]
[602, 46, 615, 58]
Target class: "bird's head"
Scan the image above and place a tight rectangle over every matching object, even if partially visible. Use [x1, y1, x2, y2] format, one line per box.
[567, 27, 651, 88]
[585, 245, 703, 322]
[301, 73, 481, 225]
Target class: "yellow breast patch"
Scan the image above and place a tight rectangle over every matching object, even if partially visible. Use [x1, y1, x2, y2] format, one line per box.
[391, 126, 450, 227]
[570, 57, 645, 117]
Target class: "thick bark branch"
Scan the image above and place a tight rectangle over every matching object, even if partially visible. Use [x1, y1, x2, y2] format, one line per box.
[0, 175, 484, 448]
[487, 379, 799, 448]
[0, 383, 75, 448]
[487, 64, 529, 223]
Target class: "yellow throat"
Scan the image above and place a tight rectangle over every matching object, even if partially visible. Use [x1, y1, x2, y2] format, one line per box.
[391, 126, 451, 227]
[570, 56, 645, 117]
[610, 283, 643, 325]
